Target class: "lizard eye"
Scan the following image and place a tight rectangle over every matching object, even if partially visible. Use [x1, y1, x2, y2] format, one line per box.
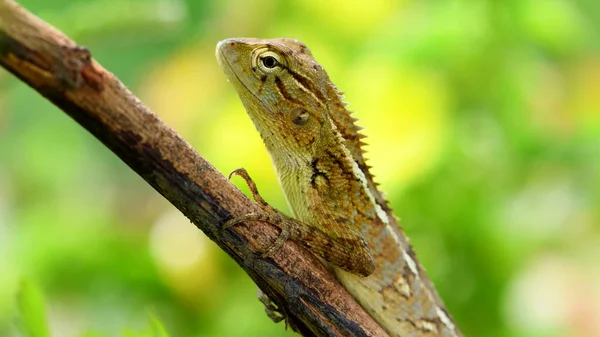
[256, 50, 282, 73]
[262, 56, 278, 69]
[292, 108, 310, 126]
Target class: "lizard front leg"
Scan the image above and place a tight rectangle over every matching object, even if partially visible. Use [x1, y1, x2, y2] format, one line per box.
[223, 167, 375, 277]
[221, 168, 291, 258]
[222, 168, 294, 325]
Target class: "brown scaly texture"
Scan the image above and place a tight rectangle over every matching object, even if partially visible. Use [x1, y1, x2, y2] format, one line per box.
[216, 37, 462, 337]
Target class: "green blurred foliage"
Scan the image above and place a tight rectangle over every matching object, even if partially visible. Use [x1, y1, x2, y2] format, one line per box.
[16, 281, 50, 337]
[13, 280, 171, 337]
[1, 0, 599, 336]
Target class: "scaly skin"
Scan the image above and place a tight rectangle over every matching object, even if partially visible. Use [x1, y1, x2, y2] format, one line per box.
[216, 37, 461, 337]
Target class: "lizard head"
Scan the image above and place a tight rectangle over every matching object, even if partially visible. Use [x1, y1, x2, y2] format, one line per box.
[216, 37, 339, 165]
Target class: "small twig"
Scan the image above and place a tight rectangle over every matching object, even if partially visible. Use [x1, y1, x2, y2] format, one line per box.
[0, 1, 387, 336]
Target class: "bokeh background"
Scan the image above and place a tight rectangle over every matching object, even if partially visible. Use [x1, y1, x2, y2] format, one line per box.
[1, 0, 600, 336]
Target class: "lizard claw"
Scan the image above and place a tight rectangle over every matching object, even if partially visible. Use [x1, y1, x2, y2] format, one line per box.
[227, 169, 291, 328]
[222, 168, 289, 257]
[228, 167, 246, 180]
[257, 288, 287, 324]
[228, 168, 271, 211]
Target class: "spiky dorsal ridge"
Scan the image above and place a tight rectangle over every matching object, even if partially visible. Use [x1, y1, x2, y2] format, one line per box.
[326, 84, 392, 212]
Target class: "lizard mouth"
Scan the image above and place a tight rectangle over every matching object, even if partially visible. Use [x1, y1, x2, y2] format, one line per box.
[216, 49, 243, 86]
[217, 48, 271, 113]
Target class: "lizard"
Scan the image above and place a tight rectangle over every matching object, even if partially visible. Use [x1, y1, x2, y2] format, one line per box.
[216, 37, 462, 337]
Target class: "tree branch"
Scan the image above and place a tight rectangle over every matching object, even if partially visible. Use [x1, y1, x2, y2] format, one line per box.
[0, 1, 387, 336]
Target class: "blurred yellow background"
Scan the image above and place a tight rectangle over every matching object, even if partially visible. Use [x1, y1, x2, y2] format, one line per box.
[1, 0, 599, 336]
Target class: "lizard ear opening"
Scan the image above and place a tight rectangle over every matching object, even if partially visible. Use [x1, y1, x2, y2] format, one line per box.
[291, 108, 310, 126]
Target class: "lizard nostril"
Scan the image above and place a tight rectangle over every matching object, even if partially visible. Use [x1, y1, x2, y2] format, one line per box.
[229, 42, 235, 46]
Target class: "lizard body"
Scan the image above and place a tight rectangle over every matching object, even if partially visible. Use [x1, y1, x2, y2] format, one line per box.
[216, 37, 461, 337]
